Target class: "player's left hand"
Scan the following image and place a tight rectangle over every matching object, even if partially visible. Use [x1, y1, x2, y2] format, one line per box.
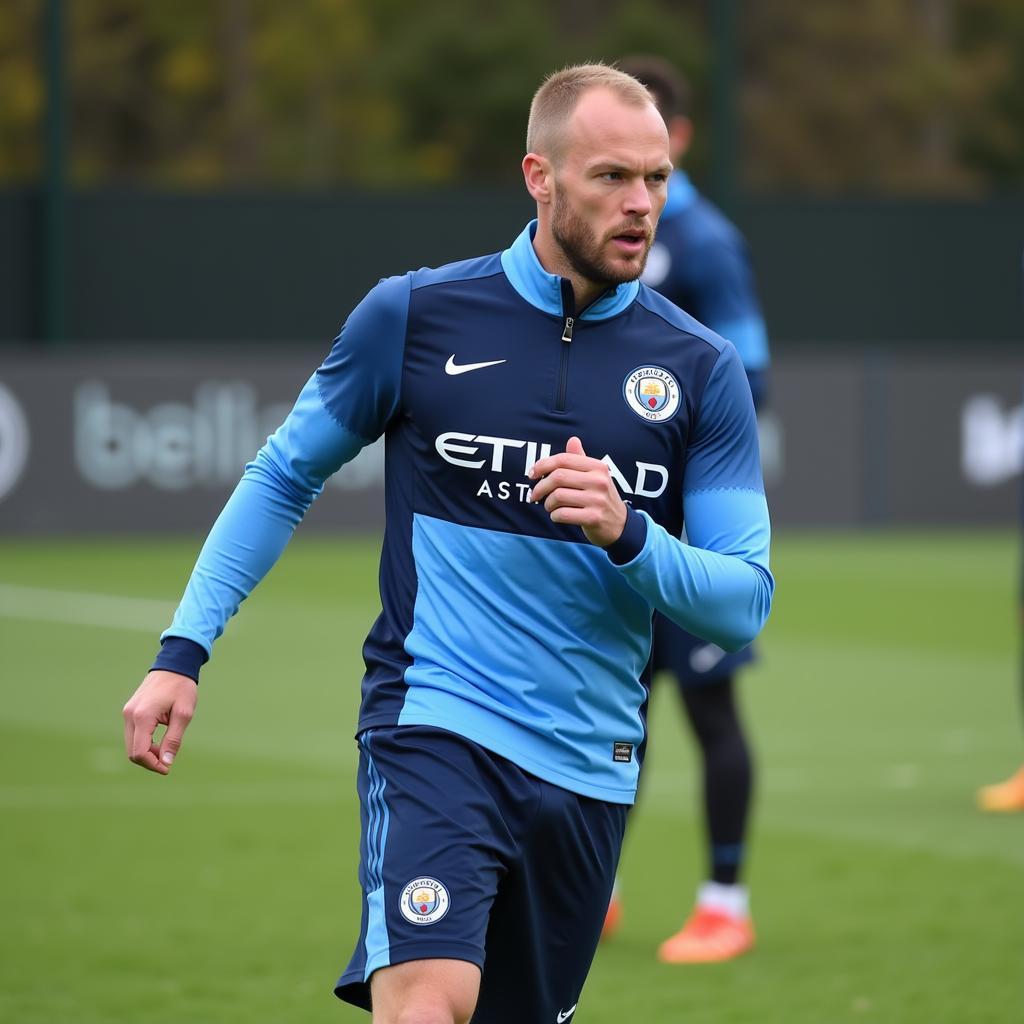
[528, 436, 627, 548]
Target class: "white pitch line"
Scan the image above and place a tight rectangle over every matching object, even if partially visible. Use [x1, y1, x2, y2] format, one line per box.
[0, 779, 349, 808]
[0, 583, 175, 633]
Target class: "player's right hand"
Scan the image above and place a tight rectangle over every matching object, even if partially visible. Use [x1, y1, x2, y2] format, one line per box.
[122, 670, 198, 775]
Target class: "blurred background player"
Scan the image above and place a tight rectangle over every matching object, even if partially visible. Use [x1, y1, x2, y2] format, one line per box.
[976, 269, 1024, 814]
[605, 55, 772, 963]
[976, 427, 1024, 811]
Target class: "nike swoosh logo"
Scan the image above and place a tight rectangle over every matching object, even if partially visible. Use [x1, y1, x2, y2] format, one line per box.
[445, 355, 507, 376]
[556, 1006, 577, 1023]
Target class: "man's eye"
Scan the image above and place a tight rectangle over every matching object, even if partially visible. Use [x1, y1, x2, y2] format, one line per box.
[648, 173, 668, 184]
[602, 172, 623, 182]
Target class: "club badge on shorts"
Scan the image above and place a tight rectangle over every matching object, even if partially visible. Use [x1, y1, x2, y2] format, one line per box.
[623, 366, 681, 423]
[399, 877, 451, 926]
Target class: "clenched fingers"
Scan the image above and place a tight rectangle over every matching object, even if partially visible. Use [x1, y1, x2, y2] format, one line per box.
[528, 453, 593, 484]
[528, 467, 593, 509]
[122, 670, 198, 776]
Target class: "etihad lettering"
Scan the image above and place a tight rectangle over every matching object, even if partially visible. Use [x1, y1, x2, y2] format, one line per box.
[634, 461, 669, 498]
[435, 431, 669, 499]
[436, 432, 552, 473]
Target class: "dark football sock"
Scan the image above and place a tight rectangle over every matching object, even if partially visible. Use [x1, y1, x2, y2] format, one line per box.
[680, 675, 753, 887]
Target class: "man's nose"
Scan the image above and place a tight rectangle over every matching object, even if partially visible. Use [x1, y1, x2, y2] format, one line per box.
[622, 178, 652, 217]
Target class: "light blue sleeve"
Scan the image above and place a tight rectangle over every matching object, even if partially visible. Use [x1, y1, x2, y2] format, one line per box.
[159, 274, 410, 656]
[712, 316, 770, 373]
[612, 343, 773, 651]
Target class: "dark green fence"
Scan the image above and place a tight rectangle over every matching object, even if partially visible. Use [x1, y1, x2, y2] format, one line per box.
[2, 188, 1022, 345]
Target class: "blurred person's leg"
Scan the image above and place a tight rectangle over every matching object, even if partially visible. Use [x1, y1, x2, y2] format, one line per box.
[681, 675, 753, 889]
[977, 460, 1024, 813]
[602, 614, 757, 961]
[657, 671, 755, 964]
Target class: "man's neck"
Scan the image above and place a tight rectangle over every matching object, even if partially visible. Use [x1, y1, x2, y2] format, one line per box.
[564, 274, 606, 312]
[531, 232, 607, 312]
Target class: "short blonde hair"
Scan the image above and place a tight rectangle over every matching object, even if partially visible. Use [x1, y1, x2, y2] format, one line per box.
[526, 63, 652, 162]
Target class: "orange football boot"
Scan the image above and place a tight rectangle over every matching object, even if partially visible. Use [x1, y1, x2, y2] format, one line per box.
[977, 766, 1024, 813]
[657, 906, 754, 964]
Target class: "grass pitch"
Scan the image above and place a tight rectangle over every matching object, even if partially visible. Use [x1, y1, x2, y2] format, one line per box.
[1, 530, 1021, 1023]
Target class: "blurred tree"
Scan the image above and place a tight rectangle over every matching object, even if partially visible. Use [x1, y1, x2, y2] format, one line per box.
[363, 0, 704, 184]
[67, 0, 380, 185]
[742, 0, 1022, 193]
[0, 1, 43, 180]
[957, 0, 1024, 188]
[745, 0, 955, 192]
[235, 0, 380, 184]
[359, 0, 557, 184]
[69, 1, 217, 183]
[0, 0, 1020, 191]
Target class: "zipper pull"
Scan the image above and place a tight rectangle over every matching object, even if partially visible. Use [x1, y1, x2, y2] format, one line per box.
[561, 316, 575, 343]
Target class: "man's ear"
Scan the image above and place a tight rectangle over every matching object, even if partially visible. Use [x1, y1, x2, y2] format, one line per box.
[523, 153, 554, 205]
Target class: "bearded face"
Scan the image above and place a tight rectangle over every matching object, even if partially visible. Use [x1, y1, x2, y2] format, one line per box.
[551, 183, 654, 292]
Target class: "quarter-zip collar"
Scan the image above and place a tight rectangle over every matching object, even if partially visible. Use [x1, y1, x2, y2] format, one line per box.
[661, 170, 698, 221]
[500, 220, 640, 321]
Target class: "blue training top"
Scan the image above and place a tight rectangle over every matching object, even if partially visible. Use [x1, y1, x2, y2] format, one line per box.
[642, 171, 770, 389]
[153, 221, 774, 804]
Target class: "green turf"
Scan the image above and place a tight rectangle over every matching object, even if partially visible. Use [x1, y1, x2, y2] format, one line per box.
[1, 531, 1022, 1023]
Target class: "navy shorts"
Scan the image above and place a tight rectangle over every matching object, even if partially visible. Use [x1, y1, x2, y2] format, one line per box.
[335, 725, 627, 1021]
[650, 612, 755, 688]
[335, 724, 622, 1019]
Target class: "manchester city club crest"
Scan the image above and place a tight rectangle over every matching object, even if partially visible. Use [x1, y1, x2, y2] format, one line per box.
[623, 366, 681, 423]
[399, 876, 451, 926]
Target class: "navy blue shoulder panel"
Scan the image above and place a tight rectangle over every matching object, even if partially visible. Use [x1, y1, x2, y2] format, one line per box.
[410, 252, 505, 292]
[317, 273, 410, 442]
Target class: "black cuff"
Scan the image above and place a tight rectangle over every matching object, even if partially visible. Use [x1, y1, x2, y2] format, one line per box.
[605, 507, 648, 565]
[151, 637, 208, 684]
